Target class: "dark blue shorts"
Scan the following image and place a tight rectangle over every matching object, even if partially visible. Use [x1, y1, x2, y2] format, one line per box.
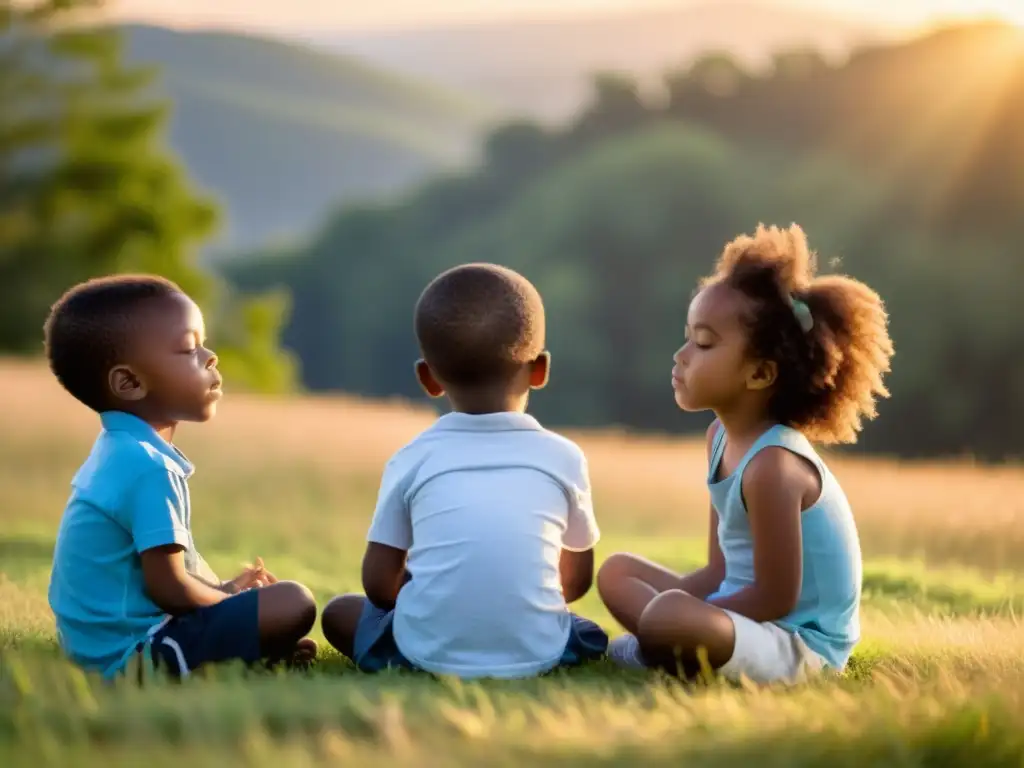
[353, 600, 609, 675]
[143, 590, 261, 678]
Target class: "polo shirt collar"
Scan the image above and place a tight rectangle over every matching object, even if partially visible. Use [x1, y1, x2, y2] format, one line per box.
[432, 411, 543, 433]
[99, 411, 194, 478]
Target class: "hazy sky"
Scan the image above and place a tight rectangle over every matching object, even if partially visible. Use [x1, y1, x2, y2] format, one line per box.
[106, 0, 1024, 33]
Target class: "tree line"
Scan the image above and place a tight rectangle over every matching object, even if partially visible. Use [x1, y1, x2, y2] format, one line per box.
[230, 22, 1024, 462]
[4, 6, 1020, 461]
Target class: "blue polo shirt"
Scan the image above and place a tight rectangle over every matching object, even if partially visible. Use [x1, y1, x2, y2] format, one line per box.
[48, 411, 198, 677]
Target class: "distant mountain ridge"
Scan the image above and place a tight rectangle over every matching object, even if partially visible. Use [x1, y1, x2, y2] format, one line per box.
[229, 21, 1024, 461]
[112, 6, 882, 254]
[119, 25, 496, 253]
[317, 1, 885, 121]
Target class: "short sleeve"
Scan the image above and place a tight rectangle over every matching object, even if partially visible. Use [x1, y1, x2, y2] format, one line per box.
[366, 455, 413, 551]
[128, 468, 191, 554]
[562, 449, 600, 552]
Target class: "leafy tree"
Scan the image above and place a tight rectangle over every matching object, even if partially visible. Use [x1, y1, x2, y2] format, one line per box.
[230, 22, 1024, 459]
[0, 0, 295, 392]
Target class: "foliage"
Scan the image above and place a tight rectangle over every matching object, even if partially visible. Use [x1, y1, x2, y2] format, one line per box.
[209, 288, 299, 395]
[230, 22, 1024, 459]
[0, 0, 294, 393]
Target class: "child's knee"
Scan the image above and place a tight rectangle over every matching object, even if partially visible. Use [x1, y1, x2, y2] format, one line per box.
[637, 591, 733, 667]
[266, 580, 317, 634]
[596, 552, 641, 595]
[322, 595, 363, 628]
[320, 594, 365, 657]
[637, 590, 697, 645]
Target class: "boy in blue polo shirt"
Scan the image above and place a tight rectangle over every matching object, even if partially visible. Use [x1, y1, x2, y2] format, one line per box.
[45, 275, 318, 679]
[320, 263, 608, 678]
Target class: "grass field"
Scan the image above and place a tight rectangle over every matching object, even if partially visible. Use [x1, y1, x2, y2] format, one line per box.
[2, 359, 1024, 767]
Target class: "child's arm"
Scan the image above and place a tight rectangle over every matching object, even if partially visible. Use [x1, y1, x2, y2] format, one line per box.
[675, 505, 727, 599]
[561, 448, 600, 603]
[706, 447, 808, 623]
[362, 456, 413, 610]
[191, 555, 268, 593]
[141, 545, 233, 612]
[130, 468, 233, 613]
[362, 543, 409, 610]
[559, 548, 594, 603]
[189, 569, 230, 591]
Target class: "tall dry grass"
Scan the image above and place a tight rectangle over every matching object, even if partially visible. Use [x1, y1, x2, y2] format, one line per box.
[2, 358, 1022, 571]
[4, 359, 1024, 766]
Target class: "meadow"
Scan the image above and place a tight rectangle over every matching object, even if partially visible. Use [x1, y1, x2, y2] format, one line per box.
[2, 358, 1024, 767]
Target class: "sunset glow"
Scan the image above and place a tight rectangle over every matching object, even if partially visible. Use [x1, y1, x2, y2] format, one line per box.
[104, 0, 1024, 33]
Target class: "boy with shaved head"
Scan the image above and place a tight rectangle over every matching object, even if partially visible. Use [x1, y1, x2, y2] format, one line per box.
[321, 264, 608, 678]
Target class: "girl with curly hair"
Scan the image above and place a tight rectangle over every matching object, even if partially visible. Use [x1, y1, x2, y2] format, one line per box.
[598, 224, 894, 685]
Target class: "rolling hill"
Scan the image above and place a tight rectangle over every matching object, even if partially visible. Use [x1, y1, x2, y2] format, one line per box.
[319, 1, 884, 122]
[115, 6, 881, 254]
[119, 25, 497, 253]
[229, 21, 1024, 461]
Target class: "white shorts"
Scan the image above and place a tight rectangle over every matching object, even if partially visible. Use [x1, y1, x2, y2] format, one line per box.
[718, 609, 826, 685]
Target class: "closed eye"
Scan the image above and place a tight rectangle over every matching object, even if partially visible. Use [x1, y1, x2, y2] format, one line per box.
[685, 332, 712, 350]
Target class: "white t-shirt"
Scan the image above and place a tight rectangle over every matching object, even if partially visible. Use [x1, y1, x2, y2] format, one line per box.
[366, 410, 600, 679]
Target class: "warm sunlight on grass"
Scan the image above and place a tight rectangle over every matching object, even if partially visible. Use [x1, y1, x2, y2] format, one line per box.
[3, 358, 1024, 766]
[3, 357, 1021, 571]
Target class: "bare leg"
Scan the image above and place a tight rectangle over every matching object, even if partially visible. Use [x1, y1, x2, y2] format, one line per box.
[257, 580, 318, 664]
[597, 553, 684, 634]
[636, 589, 736, 679]
[320, 594, 367, 660]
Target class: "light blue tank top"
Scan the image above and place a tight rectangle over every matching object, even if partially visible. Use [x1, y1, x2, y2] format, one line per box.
[706, 422, 862, 669]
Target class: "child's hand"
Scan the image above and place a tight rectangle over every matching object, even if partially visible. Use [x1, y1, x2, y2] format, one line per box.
[223, 562, 267, 593]
[253, 556, 279, 585]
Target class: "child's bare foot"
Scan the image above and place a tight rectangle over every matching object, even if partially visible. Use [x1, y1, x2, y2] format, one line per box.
[262, 637, 318, 672]
[291, 637, 318, 667]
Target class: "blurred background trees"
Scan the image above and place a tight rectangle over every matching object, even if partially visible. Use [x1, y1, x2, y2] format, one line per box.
[0, 0, 295, 391]
[4, 1, 1022, 460]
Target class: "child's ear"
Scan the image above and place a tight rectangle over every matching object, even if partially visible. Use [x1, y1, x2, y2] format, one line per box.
[108, 364, 147, 403]
[415, 360, 445, 398]
[746, 359, 777, 391]
[529, 351, 551, 390]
